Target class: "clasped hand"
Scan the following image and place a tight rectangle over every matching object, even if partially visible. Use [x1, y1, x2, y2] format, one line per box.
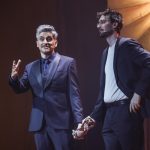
[72, 116, 95, 140]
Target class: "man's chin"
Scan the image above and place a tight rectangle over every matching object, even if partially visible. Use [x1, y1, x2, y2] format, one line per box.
[43, 48, 51, 51]
[42, 48, 52, 53]
[41, 49, 53, 55]
[99, 30, 114, 38]
[99, 34, 107, 38]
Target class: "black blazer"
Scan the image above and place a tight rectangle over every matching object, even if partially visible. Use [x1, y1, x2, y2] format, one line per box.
[9, 52, 83, 131]
[91, 37, 150, 121]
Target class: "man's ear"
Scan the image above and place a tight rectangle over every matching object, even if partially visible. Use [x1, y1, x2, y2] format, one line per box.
[36, 41, 39, 48]
[113, 22, 118, 30]
[54, 39, 58, 48]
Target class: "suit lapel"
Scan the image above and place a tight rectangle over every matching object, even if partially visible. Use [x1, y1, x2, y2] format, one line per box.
[44, 53, 61, 89]
[100, 48, 108, 98]
[100, 48, 108, 81]
[113, 37, 121, 81]
[31, 60, 43, 88]
[113, 37, 129, 80]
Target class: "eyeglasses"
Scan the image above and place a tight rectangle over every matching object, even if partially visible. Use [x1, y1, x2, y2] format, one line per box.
[97, 19, 110, 25]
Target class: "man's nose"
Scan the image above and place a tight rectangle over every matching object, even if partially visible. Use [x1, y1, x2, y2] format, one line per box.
[97, 23, 101, 28]
[43, 38, 49, 43]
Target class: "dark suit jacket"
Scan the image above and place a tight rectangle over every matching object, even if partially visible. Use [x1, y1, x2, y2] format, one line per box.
[9, 52, 83, 132]
[90, 37, 150, 121]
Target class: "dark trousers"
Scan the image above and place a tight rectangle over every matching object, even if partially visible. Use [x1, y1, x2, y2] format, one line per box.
[102, 102, 144, 150]
[34, 126, 73, 150]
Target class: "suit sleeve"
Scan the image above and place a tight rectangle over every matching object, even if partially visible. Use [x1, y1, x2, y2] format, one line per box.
[67, 59, 83, 124]
[128, 40, 150, 97]
[90, 93, 106, 122]
[90, 49, 107, 122]
[9, 65, 30, 93]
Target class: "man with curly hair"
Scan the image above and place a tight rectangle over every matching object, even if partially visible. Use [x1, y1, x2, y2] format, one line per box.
[76, 8, 150, 150]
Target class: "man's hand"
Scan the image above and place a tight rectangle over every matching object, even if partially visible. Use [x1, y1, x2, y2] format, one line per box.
[72, 123, 87, 140]
[130, 93, 141, 113]
[72, 117, 96, 140]
[82, 116, 95, 131]
[11, 59, 21, 80]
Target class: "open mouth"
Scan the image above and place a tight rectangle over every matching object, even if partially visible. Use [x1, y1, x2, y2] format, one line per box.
[42, 44, 50, 49]
[44, 46, 50, 49]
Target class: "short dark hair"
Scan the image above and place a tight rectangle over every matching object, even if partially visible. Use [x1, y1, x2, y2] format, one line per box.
[97, 8, 123, 33]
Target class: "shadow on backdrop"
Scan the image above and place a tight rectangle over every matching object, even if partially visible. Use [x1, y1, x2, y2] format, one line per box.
[0, 0, 107, 150]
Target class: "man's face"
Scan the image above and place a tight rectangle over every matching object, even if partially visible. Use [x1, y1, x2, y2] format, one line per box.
[97, 15, 114, 38]
[36, 32, 57, 55]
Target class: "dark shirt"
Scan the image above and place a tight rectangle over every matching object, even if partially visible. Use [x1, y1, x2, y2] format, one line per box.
[40, 52, 56, 86]
[41, 52, 56, 76]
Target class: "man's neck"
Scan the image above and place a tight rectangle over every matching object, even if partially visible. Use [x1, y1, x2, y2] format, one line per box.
[106, 32, 119, 46]
[41, 51, 55, 59]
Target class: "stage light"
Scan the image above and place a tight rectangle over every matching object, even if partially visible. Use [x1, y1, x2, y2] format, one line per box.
[108, 0, 150, 50]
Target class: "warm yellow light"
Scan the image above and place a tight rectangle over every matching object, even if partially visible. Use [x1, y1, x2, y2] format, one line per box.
[140, 28, 150, 50]
[108, 0, 150, 9]
[119, 3, 150, 26]
[121, 13, 150, 39]
[108, 0, 150, 51]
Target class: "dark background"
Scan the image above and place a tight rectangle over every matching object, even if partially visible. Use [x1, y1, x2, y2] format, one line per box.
[0, 0, 108, 149]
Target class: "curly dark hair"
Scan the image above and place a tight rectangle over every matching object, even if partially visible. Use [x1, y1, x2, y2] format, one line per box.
[97, 8, 123, 33]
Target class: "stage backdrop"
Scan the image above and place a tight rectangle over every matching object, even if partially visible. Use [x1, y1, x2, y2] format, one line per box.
[0, 0, 107, 150]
